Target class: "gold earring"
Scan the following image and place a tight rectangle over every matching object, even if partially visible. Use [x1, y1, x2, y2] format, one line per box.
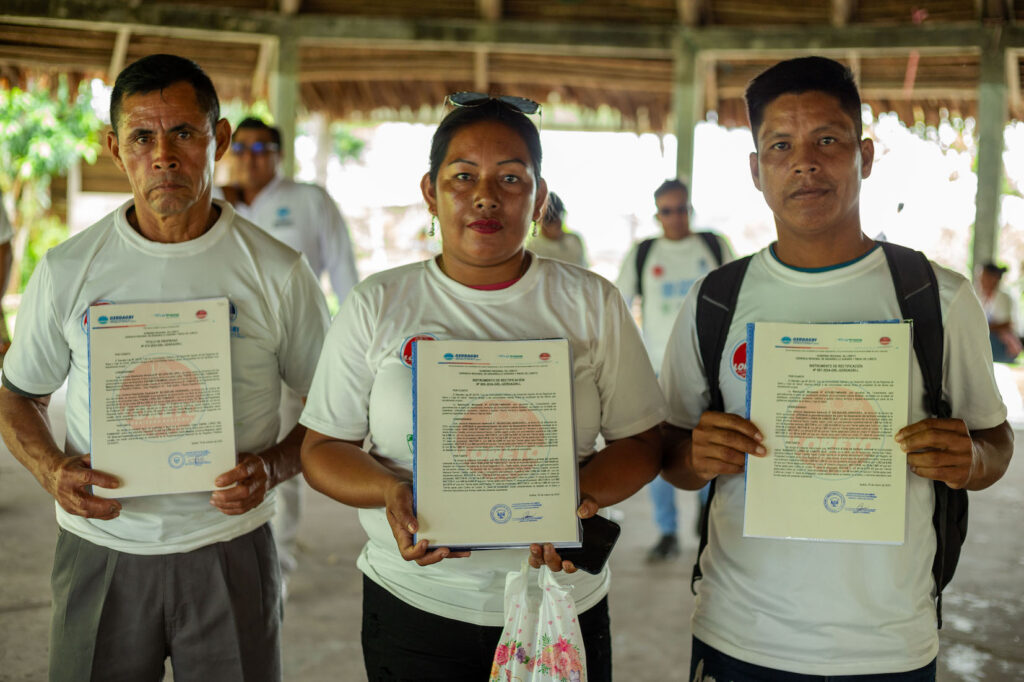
[531, 221, 537, 238]
[429, 215, 437, 237]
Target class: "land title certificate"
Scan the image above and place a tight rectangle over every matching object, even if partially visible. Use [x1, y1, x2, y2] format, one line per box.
[412, 339, 580, 550]
[88, 298, 236, 498]
[744, 321, 911, 544]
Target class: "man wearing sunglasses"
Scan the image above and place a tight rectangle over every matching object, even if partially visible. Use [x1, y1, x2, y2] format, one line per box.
[217, 117, 358, 594]
[615, 179, 733, 563]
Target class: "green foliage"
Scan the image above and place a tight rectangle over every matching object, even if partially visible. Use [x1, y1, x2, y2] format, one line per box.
[221, 99, 274, 129]
[0, 76, 102, 289]
[331, 122, 366, 164]
[0, 76, 102, 196]
[19, 215, 68, 290]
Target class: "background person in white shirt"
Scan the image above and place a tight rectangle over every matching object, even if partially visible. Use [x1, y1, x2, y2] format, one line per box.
[616, 179, 734, 562]
[661, 55, 1013, 680]
[219, 117, 359, 589]
[526, 191, 588, 267]
[976, 261, 1022, 362]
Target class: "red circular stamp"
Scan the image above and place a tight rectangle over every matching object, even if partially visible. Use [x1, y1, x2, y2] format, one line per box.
[453, 399, 547, 482]
[115, 358, 203, 440]
[784, 386, 880, 477]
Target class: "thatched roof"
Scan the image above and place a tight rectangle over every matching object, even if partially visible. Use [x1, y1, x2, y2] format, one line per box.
[2, 0, 1023, 130]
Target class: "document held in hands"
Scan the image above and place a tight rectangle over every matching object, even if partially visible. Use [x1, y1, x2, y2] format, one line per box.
[743, 321, 911, 544]
[88, 298, 236, 498]
[412, 339, 580, 550]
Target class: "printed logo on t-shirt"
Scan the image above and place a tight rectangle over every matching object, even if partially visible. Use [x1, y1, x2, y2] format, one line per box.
[400, 333, 438, 368]
[81, 299, 115, 334]
[652, 265, 664, 278]
[273, 207, 293, 228]
[228, 300, 244, 338]
[730, 340, 747, 381]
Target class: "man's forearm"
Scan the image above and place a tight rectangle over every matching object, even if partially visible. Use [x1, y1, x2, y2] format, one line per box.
[0, 386, 62, 493]
[660, 423, 709, 491]
[966, 420, 1014, 491]
[255, 422, 305, 489]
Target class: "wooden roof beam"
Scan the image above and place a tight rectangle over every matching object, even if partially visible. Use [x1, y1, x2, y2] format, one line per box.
[477, 0, 501, 22]
[677, 0, 708, 27]
[108, 26, 130, 81]
[831, 0, 855, 28]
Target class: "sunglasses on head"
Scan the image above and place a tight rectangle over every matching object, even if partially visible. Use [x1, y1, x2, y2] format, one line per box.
[445, 92, 541, 115]
[230, 141, 280, 155]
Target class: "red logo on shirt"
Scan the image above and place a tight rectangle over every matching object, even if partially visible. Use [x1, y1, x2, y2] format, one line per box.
[652, 265, 664, 278]
[730, 341, 747, 380]
[401, 334, 438, 368]
[879, 337, 891, 346]
[82, 299, 114, 333]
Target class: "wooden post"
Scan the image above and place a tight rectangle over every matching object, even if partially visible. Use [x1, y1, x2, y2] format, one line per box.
[672, 36, 703, 185]
[270, 32, 300, 179]
[973, 28, 1007, 272]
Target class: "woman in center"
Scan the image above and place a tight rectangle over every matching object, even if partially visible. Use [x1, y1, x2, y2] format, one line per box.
[300, 98, 665, 681]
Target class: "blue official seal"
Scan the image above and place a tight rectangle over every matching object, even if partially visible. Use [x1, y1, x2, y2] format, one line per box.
[168, 452, 185, 469]
[823, 491, 846, 513]
[490, 504, 512, 524]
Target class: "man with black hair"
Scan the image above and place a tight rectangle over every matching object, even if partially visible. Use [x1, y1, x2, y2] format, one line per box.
[661, 56, 1012, 679]
[616, 178, 733, 562]
[218, 117, 358, 590]
[0, 54, 329, 680]
[976, 261, 1021, 362]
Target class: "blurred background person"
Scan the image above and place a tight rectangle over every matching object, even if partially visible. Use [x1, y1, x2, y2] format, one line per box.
[218, 117, 359, 594]
[527, 191, 588, 267]
[616, 178, 733, 562]
[0, 191, 13, 365]
[299, 96, 664, 681]
[976, 261, 1022, 363]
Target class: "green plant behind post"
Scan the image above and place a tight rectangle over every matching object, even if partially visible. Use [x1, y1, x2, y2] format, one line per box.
[0, 75, 102, 292]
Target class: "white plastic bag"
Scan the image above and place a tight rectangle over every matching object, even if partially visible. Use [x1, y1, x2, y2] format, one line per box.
[490, 560, 587, 682]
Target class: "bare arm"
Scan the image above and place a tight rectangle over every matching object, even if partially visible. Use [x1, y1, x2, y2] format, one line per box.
[661, 414, 766, 491]
[0, 386, 121, 518]
[529, 425, 662, 572]
[209, 421, 307, 515]
[301, 428, 467, 565]
[898, 419, 1014, 491]
[0, 241, 12, 347]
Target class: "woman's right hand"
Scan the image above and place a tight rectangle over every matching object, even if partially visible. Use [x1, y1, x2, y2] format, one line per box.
[384, 479, 470, 565]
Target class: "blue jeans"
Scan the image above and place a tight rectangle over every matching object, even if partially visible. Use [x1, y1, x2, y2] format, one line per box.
[690, 637, 936, 681]
[649, 477, 711, 536]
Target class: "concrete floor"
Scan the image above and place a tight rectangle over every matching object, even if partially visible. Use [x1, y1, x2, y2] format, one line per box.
[1, 374, 1022, 681]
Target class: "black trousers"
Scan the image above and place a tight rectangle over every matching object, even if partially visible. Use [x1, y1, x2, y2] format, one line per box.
[361, 574, 612, 681]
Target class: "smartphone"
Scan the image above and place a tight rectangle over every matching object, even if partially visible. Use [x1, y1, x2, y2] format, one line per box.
[557, 515, 621, 574]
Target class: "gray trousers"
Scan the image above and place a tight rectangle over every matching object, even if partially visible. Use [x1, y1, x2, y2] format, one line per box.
[49, 524, 282, 682]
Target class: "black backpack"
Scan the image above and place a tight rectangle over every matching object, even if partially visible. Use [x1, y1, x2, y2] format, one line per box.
[691, 241, 966, 628]
[635, 232, 724, 297]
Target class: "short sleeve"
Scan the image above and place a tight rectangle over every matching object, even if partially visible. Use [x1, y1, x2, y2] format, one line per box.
[277, 256, 331, 397]
[299, 286, 377, 441]
[614, 243, 640, 303]
[594, 284, 666, 440]
[2, 257, 71, 395]
[658, 283, 711, 429]
[317, 188, 359, 303]
[943, 279, 1008, 430]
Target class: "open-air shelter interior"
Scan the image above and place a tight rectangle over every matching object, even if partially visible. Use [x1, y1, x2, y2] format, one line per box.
[4, 0, 1024, 268]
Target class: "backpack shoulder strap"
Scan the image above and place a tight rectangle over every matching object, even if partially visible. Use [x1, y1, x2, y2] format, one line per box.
[879, 241, 962, 629]
[691, 255, 753, 594]
[635, 238, 656, 298]
[697, 232, 725, 268]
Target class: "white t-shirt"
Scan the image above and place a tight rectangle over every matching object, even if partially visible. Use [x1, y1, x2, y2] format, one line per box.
[660, 245, 1007, 675]
[2, 200, 330, 555]
[616, 233, 733, 371]
[977, 285, 1016, 328]
[301, 254, 666, 626]
[224, 176, 358, 301]
[526, 231, 588, 267]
